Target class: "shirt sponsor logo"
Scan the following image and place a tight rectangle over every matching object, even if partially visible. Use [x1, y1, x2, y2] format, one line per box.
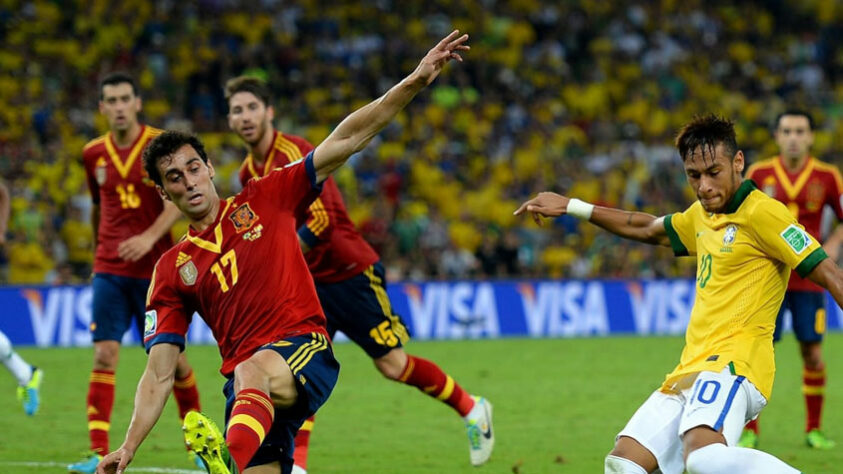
[229, 202, 260, 233]
[179, 261, 198, 286]
[780, 224, 813, 255]
[144, 310, 157, 337]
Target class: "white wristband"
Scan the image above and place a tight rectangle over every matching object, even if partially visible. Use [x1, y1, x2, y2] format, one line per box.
[567, 198, 594, 220]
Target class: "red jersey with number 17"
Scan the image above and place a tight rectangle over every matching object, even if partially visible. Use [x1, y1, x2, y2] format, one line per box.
[239, 130, 378, 283]
[82, 125, 172, 278]
[746, 156, 843, 292]
[144, 153, 328, 376]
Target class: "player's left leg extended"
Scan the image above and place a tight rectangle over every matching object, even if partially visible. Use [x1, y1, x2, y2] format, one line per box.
[681, 369, 800, 474]
[791, 292, 834, 449]
[317, 262, 493, 466]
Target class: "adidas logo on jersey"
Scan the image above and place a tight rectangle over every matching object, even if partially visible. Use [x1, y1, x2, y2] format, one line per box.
[176, 251, 192, 267]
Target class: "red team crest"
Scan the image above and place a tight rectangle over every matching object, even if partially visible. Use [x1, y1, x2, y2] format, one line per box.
[230, 202, 259, 233]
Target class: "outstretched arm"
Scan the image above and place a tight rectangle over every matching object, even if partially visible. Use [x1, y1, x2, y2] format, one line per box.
[807, 259, 843, 308]
[514, 192, 671, 246]
[96, 343, 180, 474]
[311, 30, 469, 183]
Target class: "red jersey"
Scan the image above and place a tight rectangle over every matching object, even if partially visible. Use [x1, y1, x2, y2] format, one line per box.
[746, 156, 843, 291]
[82, 125, 172, 279]
[144, 154, 328, 376]
[239, 130, 378, 283]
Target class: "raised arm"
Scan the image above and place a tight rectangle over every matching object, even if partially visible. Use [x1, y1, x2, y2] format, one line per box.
[514, 191, 671, 246]
[96, 343, 180, 474]
[311, 30, 469, 183]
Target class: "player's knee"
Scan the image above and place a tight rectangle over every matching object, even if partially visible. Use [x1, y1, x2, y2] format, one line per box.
[93, 342, 119, 370]
[685, 444, 726, 474]
[374, 349, 407, 380]
[604, 454, 648, 474]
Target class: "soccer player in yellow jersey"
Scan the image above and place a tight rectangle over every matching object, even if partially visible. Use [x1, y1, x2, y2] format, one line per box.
[516, 114, 843, 474]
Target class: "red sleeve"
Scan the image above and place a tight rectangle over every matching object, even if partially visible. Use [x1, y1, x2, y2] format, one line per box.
[82, 150, 100, 205]
[143, 259, 191, 352]
[826, 167, 843, 220]
[256, 151, 322, 216]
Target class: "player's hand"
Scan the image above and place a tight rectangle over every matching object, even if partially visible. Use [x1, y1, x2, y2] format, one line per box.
[413, 30, 470, 86]
[513, 192, 570, 226]
[96, 447, 134, 474]
[117, 233, 155, 262]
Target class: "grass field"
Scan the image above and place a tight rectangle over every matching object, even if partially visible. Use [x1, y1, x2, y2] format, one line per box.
[1, 334, 842, 473]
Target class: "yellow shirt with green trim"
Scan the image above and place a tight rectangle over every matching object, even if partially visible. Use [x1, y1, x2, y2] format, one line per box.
[662, 180, 827, 400]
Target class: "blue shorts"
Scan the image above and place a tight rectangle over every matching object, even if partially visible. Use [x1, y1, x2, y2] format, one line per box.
[223, 332, 339, 471]
[316, 262, 410, 359]
[91, 273, 151, 343]
[774, 291, 826, 343]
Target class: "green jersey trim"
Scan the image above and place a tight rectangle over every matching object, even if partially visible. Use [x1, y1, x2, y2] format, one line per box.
[795, 247, 828, 278]
[664, 214, 689, 257]
[722, 180, 757, 214]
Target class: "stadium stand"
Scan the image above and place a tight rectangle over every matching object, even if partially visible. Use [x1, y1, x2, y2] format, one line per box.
[1, 0, 842, 283]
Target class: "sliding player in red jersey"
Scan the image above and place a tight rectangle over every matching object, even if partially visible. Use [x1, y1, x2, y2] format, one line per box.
[96, 30, 470, 474]
[224, 75, 494, 471]
[741, 110, 843, 450]
[71, 73, 202, 474]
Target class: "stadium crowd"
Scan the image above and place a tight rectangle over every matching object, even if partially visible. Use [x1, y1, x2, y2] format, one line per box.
[2, 0, 843, 284]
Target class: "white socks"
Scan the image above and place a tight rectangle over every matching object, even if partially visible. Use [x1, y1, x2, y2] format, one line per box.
[0, 330, 32, 386]
[605, 455, 648, 474]
[686, 443, 800, 474]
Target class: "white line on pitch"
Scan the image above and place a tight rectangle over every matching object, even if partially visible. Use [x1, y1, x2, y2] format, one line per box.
[0, 461, 201, 473]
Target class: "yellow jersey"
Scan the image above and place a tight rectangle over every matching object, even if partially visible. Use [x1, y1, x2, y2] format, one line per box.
[663, 180, 827, 399]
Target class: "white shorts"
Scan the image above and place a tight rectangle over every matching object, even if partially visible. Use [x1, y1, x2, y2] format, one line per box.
[616, 368, 767, 474]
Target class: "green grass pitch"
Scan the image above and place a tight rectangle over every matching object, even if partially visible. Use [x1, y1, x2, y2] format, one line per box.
[1, 334, 842, 473]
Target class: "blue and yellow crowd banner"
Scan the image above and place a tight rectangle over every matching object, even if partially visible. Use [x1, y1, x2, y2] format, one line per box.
[1, 281, 840, 346]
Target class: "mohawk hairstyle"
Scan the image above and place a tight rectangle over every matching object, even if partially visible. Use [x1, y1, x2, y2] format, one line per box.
[143, 130, 209, 187]
[675, 114, 737, 162]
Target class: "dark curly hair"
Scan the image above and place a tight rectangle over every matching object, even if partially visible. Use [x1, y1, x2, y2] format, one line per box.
[675, 114, 738, 162]
[143, 131, 209, 186]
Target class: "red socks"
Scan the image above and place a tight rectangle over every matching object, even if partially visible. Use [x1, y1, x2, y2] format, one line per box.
[292, 416, 315, 470]
[804, 366, 826, 432]
[172, 369, 202, 420]
[398, 355, 474, 416]
[226, 389, 274, 471]
[87, 369, 115, 455]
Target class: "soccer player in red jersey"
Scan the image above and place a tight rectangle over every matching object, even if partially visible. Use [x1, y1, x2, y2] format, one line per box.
[741, 110, 843, 450]
[95, 31, 470, 474]
[224, 75, 494, 471]
[71, 73, 202, 473]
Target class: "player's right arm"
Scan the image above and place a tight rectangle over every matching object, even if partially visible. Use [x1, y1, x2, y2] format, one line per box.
[514, 192, 671, 246]
[97, 343, 179, 474]
[311, 30, 469, 183]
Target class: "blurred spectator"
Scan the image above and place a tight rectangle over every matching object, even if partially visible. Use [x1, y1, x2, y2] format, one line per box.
[2, 0, 843, 282]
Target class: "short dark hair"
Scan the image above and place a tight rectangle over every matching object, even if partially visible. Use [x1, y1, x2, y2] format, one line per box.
[143, 131, 209, 186]
[224, 75, 272, 108]
[775, 109, 814, 130]
[675, 114, 738, 162]
[100, 72, 138, 100]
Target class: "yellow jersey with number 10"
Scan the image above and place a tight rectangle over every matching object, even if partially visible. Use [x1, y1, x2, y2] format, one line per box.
[663, 180, 827, 400]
